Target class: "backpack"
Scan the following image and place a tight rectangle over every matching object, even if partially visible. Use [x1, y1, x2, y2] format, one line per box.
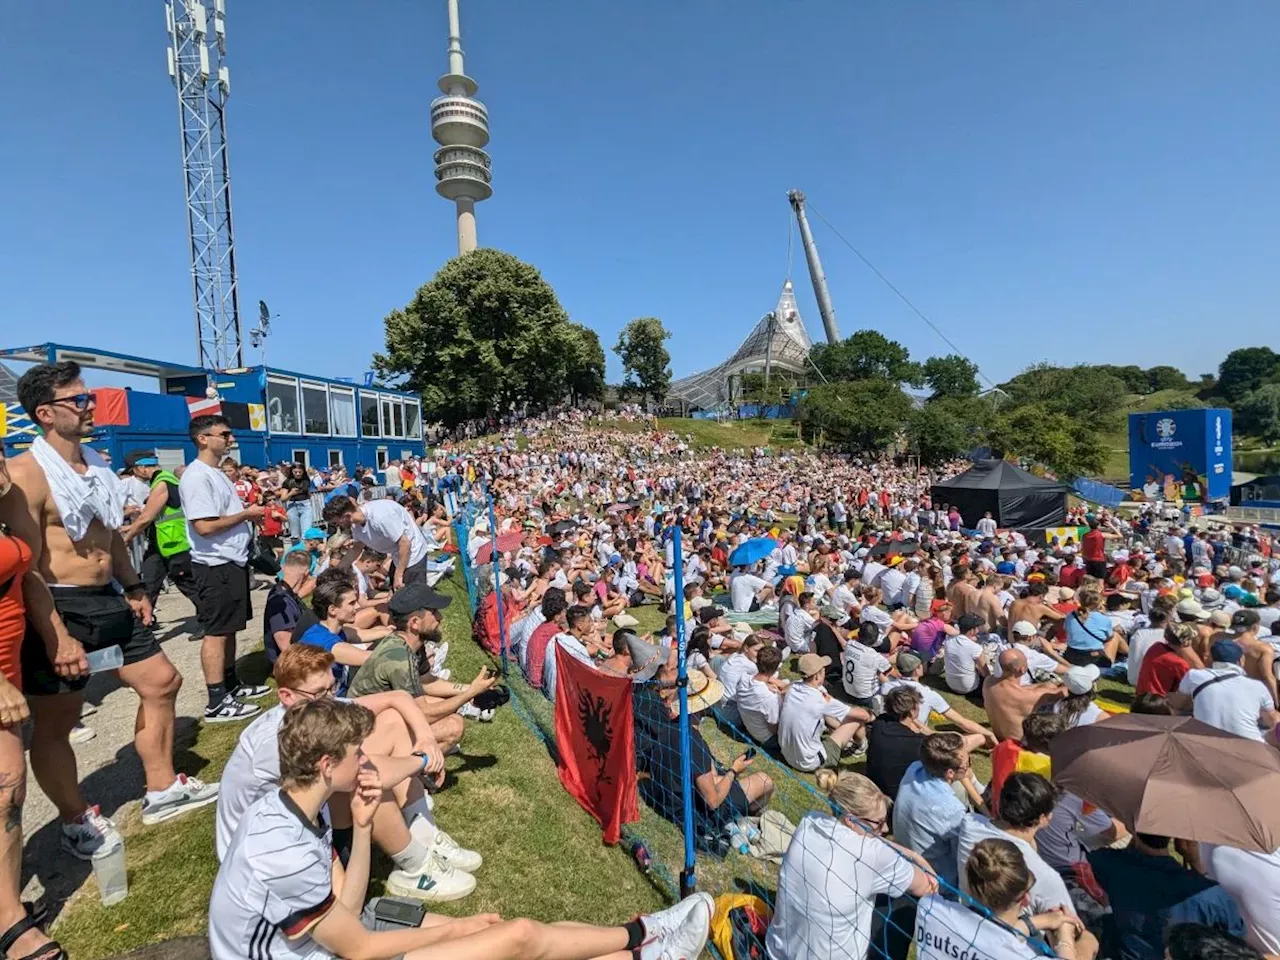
[710, 893, 771, 960]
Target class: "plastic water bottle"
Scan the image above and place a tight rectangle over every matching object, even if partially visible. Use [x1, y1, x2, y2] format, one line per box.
[91, 837, 128, 906]
[727, 821, 751, 856]
[630, 840, 652, 871]
[86, 645, 124, 674]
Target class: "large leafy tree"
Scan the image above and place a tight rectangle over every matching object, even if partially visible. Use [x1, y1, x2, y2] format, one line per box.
[376, 249, 581, 424]
[987, 403, 1106, 479]
[1218, 347, 1280, 402]
[614, 317, 672, 406]
[809, 330, 924, 386]
[564, 323, 606, 405]
[1001, 363, 1126, 427]
[797, 380, 913, 453]
[922, 354, 981, 399]
[1236, 384, 1280, 444]
[1145, 365, 1189, 392]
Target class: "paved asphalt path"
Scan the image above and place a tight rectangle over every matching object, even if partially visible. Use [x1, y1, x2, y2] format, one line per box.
[20, 588, 267, 912]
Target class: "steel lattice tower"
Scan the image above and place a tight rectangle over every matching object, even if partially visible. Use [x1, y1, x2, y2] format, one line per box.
[166, 0, 242, 369]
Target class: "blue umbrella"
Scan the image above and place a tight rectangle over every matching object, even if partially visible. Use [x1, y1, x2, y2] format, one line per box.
[729, 537, 778, 568]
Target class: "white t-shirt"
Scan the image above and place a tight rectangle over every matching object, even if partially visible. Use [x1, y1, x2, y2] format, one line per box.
[841, 641, 890, 701]
[730, 573, 769, 612]
[860, 604, 893, 631]
[784, 607, 818, 654]
[880, 677, 951, 727]
[215, 705, 285, 861]
[737, 678, 782, 744]
[878, 569, 906, 606]
[543, 633, 595, 701]
[944, 634, 985, 694]
[179, 458, 251, 566]
[956, 815, 1073, 914]
[209, 789, 336, 960]
[1050, 699, 1106, 728]
[977, 517, 998, 538]
[779, 682, 850, 772]
[718, 652, 758, 703]
[1200, 842, 1280, 955]
[861, 561, 887, 588]
[1126, 626, 1165, 687]
[831, 583, 860, 615]
[1176, 665, 1274, 741]
[766, 813, 914, 960]
[915, 895, 1042, 960]
[353, 500, 430, 567]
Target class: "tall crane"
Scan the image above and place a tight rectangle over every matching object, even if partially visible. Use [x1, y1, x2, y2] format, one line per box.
[787, 190, 840, 344]
[166, 0, 242, 370]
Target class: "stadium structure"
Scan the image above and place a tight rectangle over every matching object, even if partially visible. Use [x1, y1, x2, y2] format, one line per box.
[668, 280, 814, 411]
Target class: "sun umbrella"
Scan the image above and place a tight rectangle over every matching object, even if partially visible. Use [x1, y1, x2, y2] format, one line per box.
[606, 503, 631, 516]
[475, 532, 522, 565]
[728, 537, 778, 568]
[1049, 714, 1280, 852]
[868, 539, 920, 560]
[547, 519, 578, 537]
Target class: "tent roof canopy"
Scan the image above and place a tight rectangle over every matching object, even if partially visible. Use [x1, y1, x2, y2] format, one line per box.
[933, 459, 1068, 493]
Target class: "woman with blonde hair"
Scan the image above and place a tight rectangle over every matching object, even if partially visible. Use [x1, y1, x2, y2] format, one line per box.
[765, 770, 937, 960]
[1063, 585, 1128, 668]
[916, 837, 1087, 960]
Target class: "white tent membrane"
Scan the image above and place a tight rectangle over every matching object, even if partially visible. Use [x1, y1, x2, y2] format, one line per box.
[0, 362, 17, 406]
[669, 280, 814, 411]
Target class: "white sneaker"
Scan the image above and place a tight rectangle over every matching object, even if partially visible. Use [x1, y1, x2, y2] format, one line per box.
[433, 827, 482, 873]
[433, 668, 452, 682]
[141, 774, 221, 825]
[638, 892, 714, 960]
[230, 683, 271, 701]
[429, 641, 450, 673]
[69, 724, 96, 744]
[457, 702, 494, 722]
[60, 806, 122, 861]
[387, 853, 476, 903]
[205, 696, 261, 723]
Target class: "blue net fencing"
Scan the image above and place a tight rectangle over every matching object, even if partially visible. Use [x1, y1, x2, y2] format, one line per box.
[445, 486, 1072, 960]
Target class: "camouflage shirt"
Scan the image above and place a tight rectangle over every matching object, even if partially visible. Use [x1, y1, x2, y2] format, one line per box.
[348, 632, 423, 699]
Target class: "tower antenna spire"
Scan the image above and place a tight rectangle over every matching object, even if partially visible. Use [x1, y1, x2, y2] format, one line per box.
[432, 0, 492, 255]
[787, 190, 841, 344]
[167, 0, 242, 369]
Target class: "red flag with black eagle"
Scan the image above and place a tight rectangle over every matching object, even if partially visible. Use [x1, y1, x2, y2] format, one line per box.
[552, 647, 638, 844]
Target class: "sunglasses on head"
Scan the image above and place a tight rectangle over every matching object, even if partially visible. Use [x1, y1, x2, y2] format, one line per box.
[44, 393, 94, 411]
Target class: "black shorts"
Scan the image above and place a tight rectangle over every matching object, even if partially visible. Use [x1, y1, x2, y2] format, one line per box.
[1064, 647, 1112, 669]
[399, 556, 431, 587]
[192, 561, 252, 636]
[22, 585, 162, 695]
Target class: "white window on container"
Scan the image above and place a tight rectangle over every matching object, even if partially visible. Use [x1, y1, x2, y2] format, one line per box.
[360, 392, 380, 437]
[330, 388, 357, 437]
[267, 376, 300, 433]
[292, 449, 309, 467]
[404, 401, 422, 439]
[328, 449, 343, 468]
[392, 400, 405, 438]
[381, 397, 395, 437]
[376, 447, 389, 470]
[300, 382, 330, 435]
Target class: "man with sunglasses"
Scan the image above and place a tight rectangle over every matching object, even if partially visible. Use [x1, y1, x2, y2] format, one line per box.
[1, 361, 218, 860]
[179, 414, 270, 724]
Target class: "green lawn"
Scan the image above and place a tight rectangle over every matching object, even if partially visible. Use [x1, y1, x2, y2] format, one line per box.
[593, 416, 805, 452]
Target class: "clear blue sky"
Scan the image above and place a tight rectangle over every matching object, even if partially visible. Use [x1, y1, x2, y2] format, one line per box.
[4, 1, 1278, 389]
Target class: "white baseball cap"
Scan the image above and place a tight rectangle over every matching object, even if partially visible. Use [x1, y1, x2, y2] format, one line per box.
[1011, 620, 1038, 638]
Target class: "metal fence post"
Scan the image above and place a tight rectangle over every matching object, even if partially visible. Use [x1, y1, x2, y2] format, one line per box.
[672, 525, 697, 897]
[486, 489, 509, 676]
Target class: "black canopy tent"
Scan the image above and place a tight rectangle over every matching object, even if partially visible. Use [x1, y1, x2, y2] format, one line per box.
[931, 460, 1068, 530]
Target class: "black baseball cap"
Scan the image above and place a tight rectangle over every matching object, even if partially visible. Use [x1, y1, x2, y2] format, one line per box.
[387, 583, 453, 616]
[957, 613, 985, 633]
[696, 604, 726, 624]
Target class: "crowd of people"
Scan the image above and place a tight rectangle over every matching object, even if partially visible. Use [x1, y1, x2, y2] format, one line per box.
[1, 366, 1278, 960]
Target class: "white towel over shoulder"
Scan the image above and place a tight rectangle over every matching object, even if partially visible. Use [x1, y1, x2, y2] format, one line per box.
[31, 435, 124, 542]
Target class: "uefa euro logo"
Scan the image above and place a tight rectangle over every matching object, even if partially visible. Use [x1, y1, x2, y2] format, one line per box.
[1156, 418, 1176, 440]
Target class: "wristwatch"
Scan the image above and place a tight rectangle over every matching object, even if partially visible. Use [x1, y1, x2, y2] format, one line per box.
[411, 751, 431, 773]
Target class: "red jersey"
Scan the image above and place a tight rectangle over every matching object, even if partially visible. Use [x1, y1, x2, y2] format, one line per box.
[1136, 643, 1191, 697]
[233, 479, 258, 506]
[0, 532, 31, 688]
[1058, 565, 1085, 589]
[261, 505, 286, 538]
[1082, 530, 1106, 563]
[525, 621, 561, 690]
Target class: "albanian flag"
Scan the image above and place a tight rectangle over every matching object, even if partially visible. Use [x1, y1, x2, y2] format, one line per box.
[553, 647, 639, 844]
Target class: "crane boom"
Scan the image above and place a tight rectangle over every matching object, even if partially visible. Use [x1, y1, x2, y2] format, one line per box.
[787, 190, 840, 344]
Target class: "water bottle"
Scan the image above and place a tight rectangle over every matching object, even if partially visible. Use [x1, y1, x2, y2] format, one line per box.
[630, 840, 652, 871]
[91, 837, 128, 906]
[727, 821, 750, 856]
[86, 645, 124, 674]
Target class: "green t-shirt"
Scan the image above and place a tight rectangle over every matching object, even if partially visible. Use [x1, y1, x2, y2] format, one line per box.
[348, 633, 422, 699]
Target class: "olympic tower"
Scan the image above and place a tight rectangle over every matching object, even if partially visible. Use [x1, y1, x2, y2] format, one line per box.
[431, 0, 492, 255]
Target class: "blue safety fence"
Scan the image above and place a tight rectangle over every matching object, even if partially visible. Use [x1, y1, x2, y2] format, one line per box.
[446, 488, 1064, 960]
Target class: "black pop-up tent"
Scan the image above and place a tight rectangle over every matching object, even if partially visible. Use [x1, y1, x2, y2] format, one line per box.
[931, 459, 1068, 530]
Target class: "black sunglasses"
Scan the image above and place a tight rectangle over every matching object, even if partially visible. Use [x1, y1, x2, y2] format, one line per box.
[202, 430, 235, 440]
[44, 393, 94, 411]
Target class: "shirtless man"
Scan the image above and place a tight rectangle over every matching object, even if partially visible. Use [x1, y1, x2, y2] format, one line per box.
[1230, 609, 1279, 708]
[982, 649, 1070, 742]
[0, 362, 218, 861]
[1006, 581, 1066, 641]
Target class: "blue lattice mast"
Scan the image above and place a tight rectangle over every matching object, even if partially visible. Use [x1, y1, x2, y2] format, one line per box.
[166, 0, 242, 370]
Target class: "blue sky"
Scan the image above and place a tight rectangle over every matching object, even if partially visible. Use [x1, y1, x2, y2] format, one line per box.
[4, 1, 1278, 390]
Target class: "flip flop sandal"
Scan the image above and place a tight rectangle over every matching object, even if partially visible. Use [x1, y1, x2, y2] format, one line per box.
[0, 914, 67, 960]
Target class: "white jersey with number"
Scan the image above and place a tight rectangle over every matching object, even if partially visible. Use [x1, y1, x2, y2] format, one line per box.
[915, 895, 1042, 960]
[209, 790, 337, 960]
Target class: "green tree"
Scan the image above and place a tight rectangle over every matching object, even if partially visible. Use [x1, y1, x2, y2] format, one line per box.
[1096, 364, 1150, 394]
[797, 380, 913, 452]
[809, 330, 924, 385]
[1218, 347, 1280, 402]
[614, 317, 672, 406]
[1001, 363, 1126, 427]
[564, 323, 606, 405]
[922, 355, 981, 399]
[906, 402, 970, 462]
[1145, 365, 1189, 392]
[1236, 384, 1280, 444]
[376, 249, 578, 424]
[986, 403, 1106, 478]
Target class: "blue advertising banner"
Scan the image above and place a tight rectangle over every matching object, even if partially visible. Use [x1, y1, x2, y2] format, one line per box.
[1129, 408, 1232, 501]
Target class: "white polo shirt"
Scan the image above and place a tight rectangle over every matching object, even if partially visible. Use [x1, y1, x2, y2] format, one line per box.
[180, 458, 251, 566]
[841, 641, 890, 701]
[943, 633, 985, 694]
[353, 499, 430, 568]
[215, 704, 286, 861]
[880, 677, 951, 727]
[1177, 665, 1274, 741]
[779, 682, 850, 772]
[766, 812, 914, 960]
[209, 789, 336, 960]
[736, 678, 782, 744]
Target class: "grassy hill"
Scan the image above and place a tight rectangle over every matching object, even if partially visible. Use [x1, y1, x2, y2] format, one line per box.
[597, 416, 806, 451]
